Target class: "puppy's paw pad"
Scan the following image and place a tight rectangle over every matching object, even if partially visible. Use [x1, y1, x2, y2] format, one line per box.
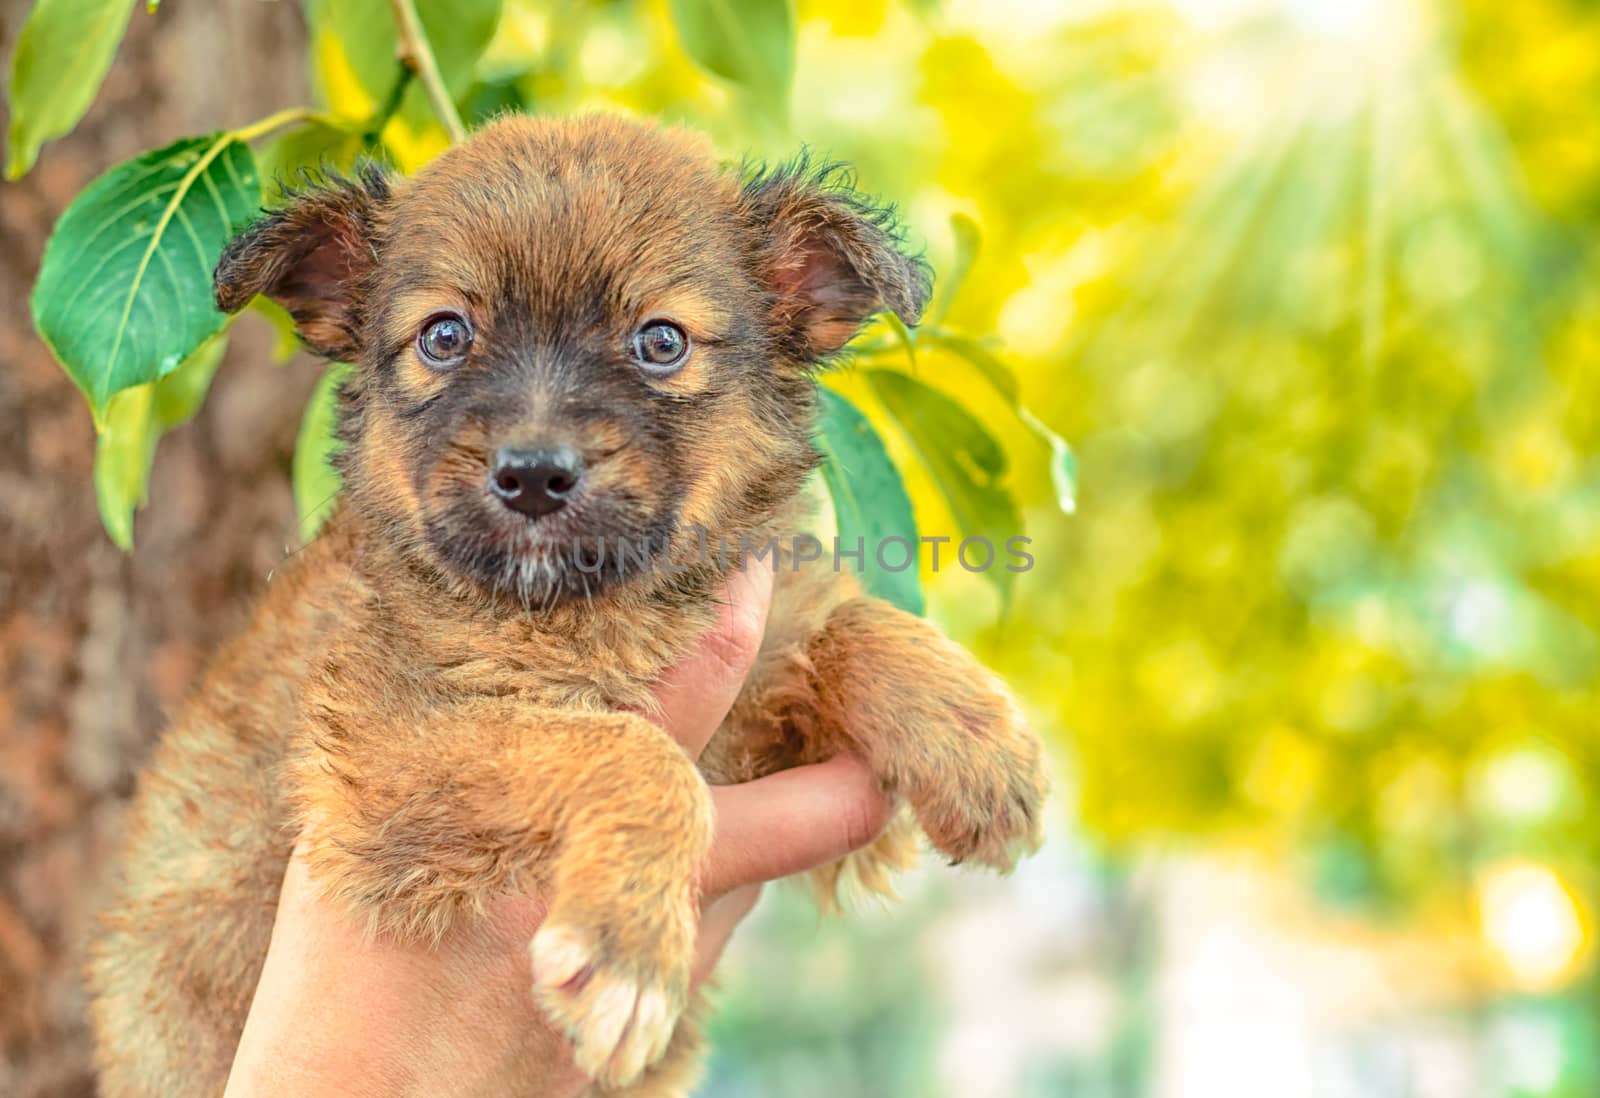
[528, 925, 684, 1089]
[950, 796, 1043, 871]
[920, 698, 1048, 871]
[940, 773, 1047, 869]
[602, 984, 674, 1086]
[530, 924, 594, 990]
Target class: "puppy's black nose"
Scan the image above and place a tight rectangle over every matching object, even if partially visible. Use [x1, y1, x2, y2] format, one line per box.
[489, 447, 584, 518]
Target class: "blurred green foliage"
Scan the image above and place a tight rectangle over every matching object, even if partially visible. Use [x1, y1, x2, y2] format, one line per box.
[1009, 0, 1600, 930]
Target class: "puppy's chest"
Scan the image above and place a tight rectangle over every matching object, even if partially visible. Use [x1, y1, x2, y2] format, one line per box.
[327, 589, 718, 718]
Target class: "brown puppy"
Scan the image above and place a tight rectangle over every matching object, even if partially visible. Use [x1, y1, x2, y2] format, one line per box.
[87, 114, 1047, 1097]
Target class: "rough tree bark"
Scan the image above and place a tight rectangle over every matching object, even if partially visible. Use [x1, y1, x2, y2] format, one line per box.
[0, 4, 315, 1094]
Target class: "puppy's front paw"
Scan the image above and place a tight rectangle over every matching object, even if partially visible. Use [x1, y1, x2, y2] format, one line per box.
[912, 688, 1047, 872]
[530, 897, 694, 1088]
[806, 597, 1049, 874]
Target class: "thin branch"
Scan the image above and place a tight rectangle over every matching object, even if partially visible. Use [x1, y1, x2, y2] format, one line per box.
[387, 0, 466, 143]
[232, 107, 321, 145]
[364, 65, 415, 148]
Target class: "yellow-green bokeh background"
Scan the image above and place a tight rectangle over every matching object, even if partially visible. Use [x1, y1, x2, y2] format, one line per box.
[318, 0, 1600, 1092]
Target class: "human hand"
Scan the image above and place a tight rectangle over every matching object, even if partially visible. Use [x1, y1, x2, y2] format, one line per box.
[224, 562, 892, 1098]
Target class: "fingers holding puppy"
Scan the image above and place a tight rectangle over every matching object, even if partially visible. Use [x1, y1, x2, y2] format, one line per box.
[703, 757, 893, 898]
[648, 563, 895, 900]
[650, 558, 774, 759]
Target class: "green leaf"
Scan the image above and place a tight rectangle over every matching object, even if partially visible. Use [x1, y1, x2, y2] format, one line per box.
[669, 0, 795, 123]
[864, 368, 1024, 603]
[931, 212, 981, 324]
[251, 297, 304, 364]
[927, 333, 1078, 513]
[256, 119, 365, 191]
[882, 311, 918, 371]
[304, 0, 393, 108]
[5, 0, 136, 179]
[1022, 407, 1078, 515]
[307, 0, 502, 110]
[463, 76, 529, 127]
[31, 133, 262, 424]
[399, 0, 503, 99]
[149, 331, 226, 428]
[294, 363, 351, 541]
[928, 333, 1018, 402]
[95, 387, 157, 551]
[94, 332, 228, 549]
[817, 388, 924, 616]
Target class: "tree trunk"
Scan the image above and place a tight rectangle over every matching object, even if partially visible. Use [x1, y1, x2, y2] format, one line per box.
[0, 4, 315, 1094]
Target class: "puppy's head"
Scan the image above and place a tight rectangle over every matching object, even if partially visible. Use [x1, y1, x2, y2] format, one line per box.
[217, 115, 929, 605]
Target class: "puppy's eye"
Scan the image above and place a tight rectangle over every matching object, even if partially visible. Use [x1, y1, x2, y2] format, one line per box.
[631, 320, 689, 375]
[418, 313, 472, 367]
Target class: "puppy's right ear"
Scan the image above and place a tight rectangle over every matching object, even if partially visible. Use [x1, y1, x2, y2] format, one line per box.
[214, 165, 392, 361]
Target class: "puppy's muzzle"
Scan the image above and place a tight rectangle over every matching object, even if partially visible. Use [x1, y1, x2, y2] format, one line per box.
[489, 446, 584, 519]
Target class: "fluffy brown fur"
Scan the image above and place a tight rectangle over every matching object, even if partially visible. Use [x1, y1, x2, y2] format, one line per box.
[88, 114, 1047, 1097]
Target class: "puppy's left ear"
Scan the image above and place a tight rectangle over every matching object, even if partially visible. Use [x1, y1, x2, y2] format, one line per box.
[742, 157, 932, 361]
[214, 164, 393, 361]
